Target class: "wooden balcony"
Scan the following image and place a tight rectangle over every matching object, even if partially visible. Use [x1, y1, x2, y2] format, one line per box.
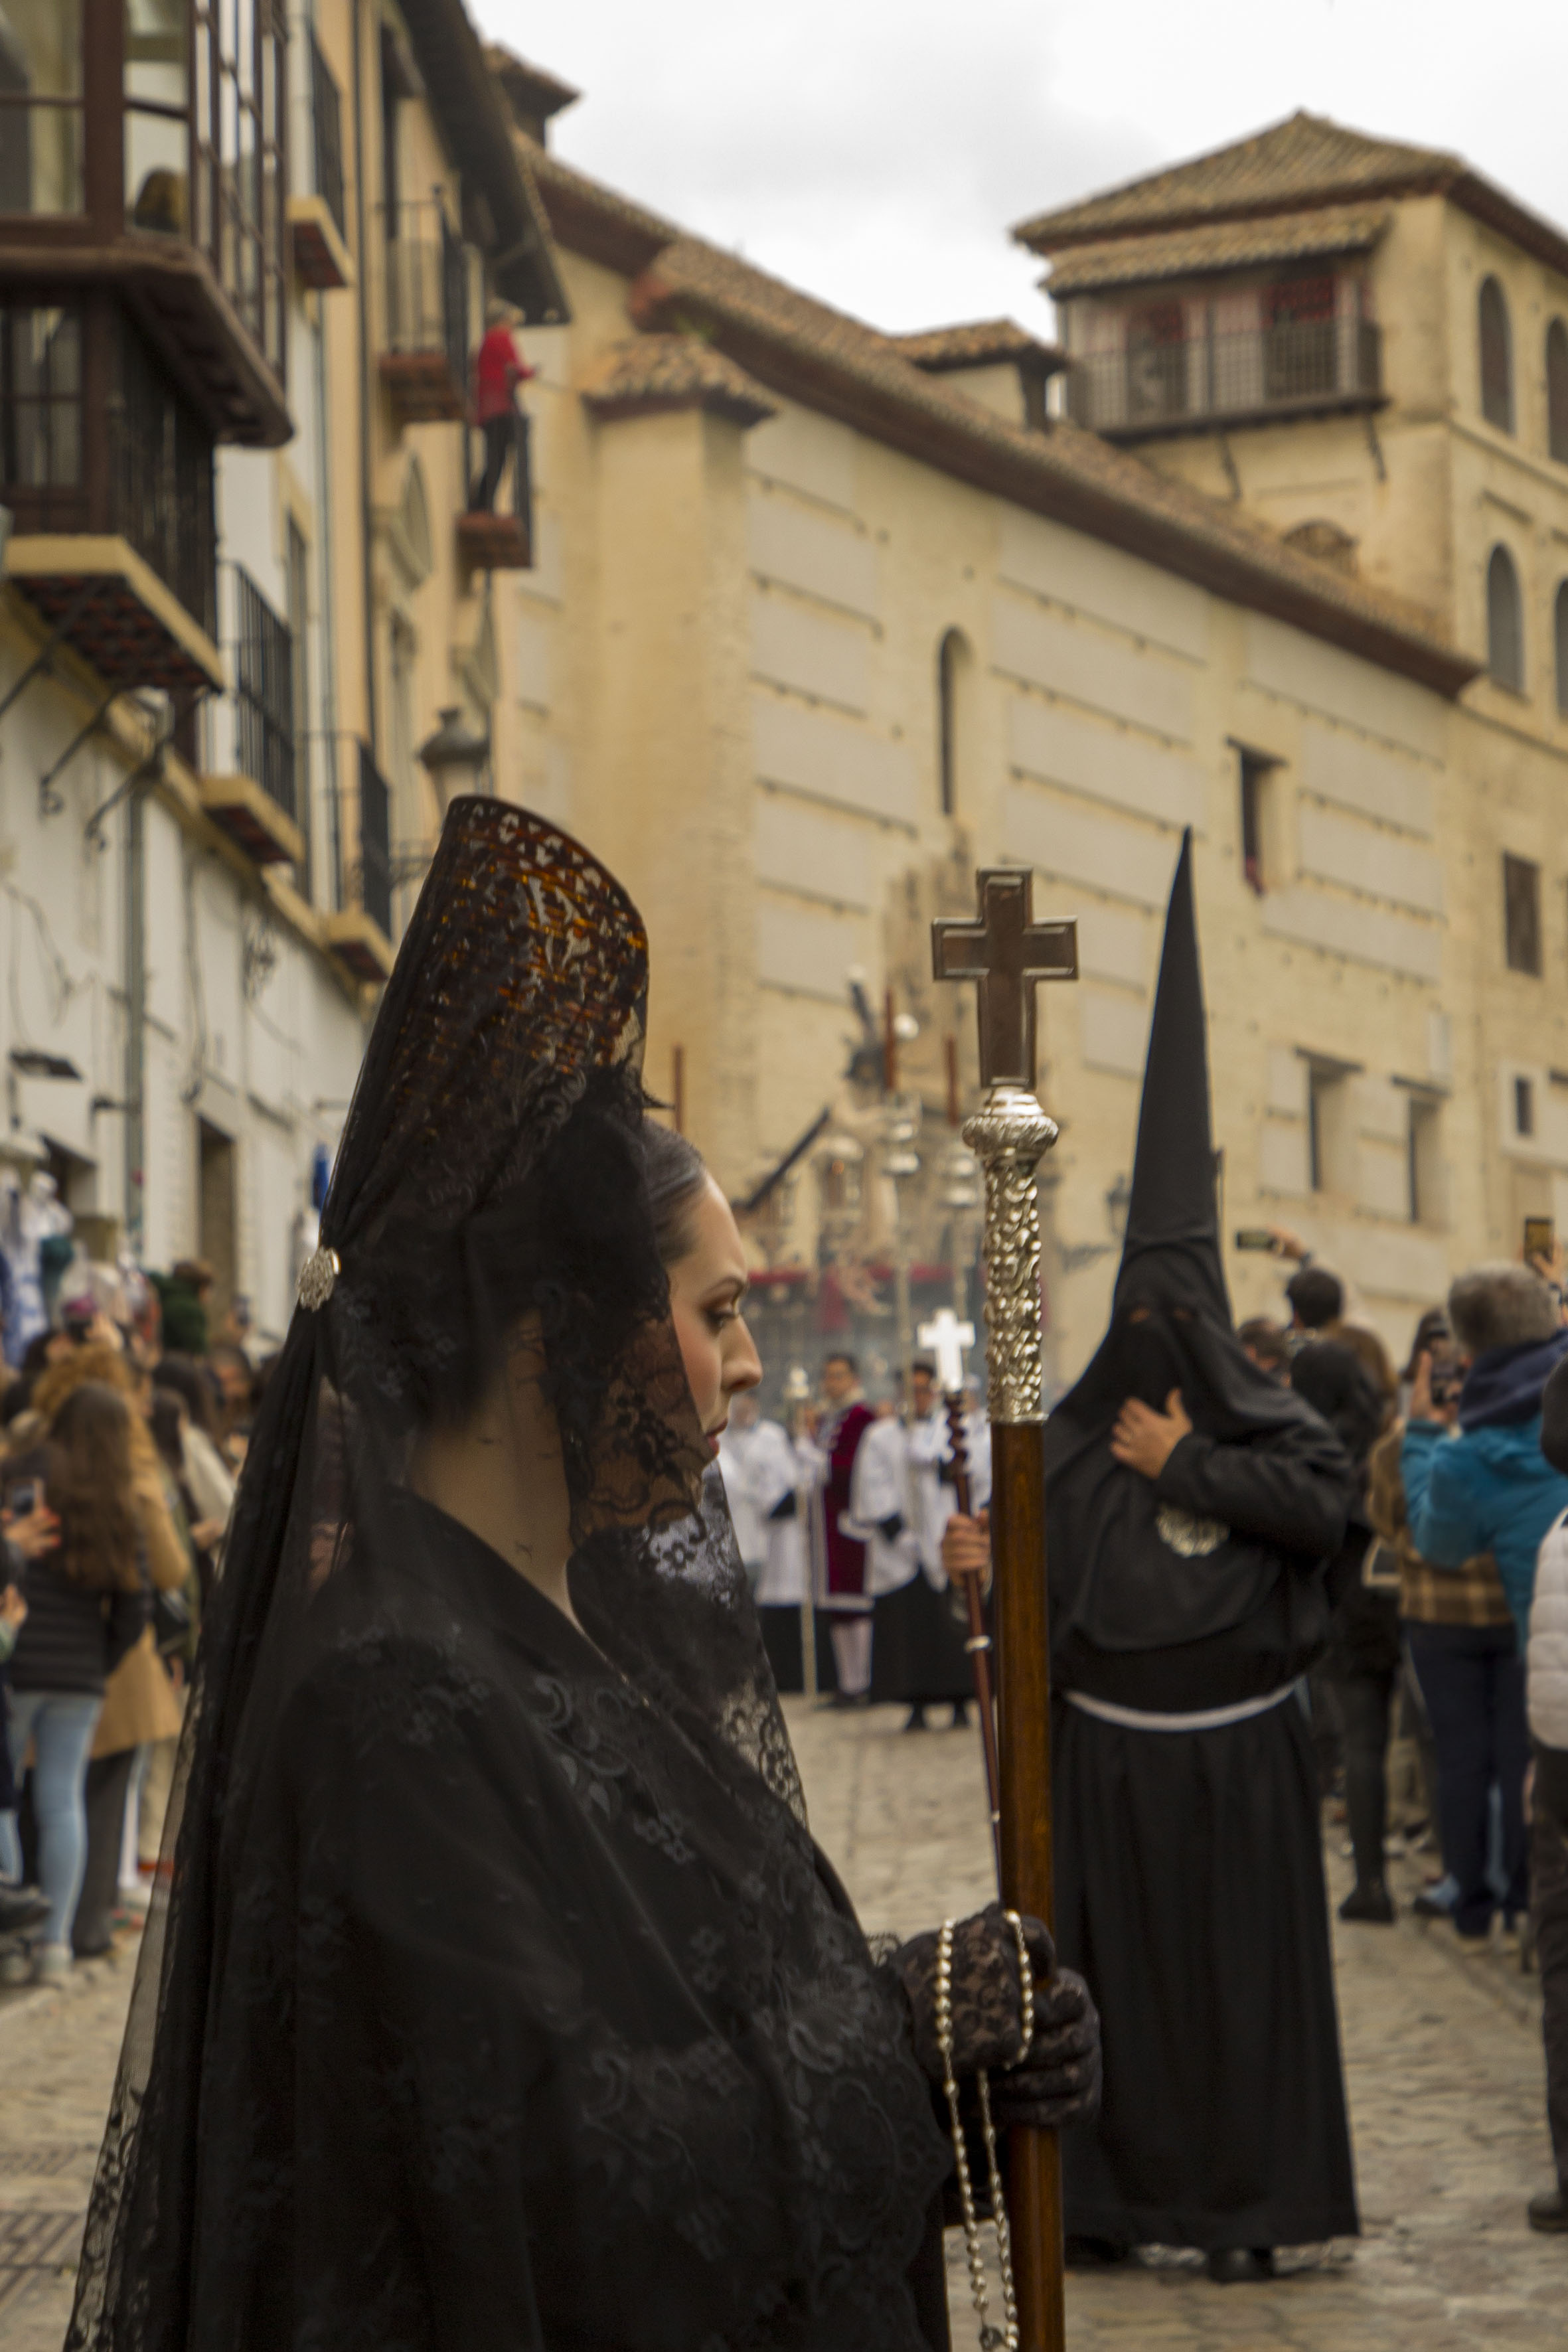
[288, 196, 353, 294]
[0, 0, 290, 447]
[197, 771, 303, 866]
[3, 534, 222, 697]
[321, 908, 396, 984]
[456, 510, 530, 570]
[456, 414, 534, 570]
[381, 204, 470, 428]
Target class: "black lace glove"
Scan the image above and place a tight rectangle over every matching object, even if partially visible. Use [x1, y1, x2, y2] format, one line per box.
[895, 1903, 1055, 2080]
[987, 1966, 1101, 2130]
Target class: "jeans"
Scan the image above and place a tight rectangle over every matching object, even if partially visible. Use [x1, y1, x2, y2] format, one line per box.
[4, 1690, 103, 1947]
[470, 415, 514, 512]
[1406, 1624, 1529, 1936]
[1535, 1797, 1568, 2188]
[1338, 1664, 1399, 1889]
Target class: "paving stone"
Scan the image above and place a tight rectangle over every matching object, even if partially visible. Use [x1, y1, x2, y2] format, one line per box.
[787, 1697, 1568, 2349]
[1, 1706, 1563, 2348]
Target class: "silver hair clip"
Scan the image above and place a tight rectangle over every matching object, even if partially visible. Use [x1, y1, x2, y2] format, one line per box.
[297, 1246, 341, 1310]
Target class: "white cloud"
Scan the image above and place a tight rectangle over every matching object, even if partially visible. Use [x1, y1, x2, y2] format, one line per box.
[475, 0, 1568, 335]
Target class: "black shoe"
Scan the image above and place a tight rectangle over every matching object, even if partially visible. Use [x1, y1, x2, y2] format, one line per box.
[950, 1702, 970, 1729]
[1064, 2234, 1130, 2270]
[0, 1883, 51, 1938]
[1529, 2188, 1568, 2233]
[903, 1705, 929, 1733]
[1339, 1880, 1395, 1925]
[1206, 2248, 1274, 2283]
[1412, 1888, 1453, 1920]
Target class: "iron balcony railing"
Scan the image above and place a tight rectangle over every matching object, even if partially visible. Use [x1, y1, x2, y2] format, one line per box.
[1065, 317, 1382, 435]
[112, 315, 217, 638]
[231, 568, 297, 820]
[384, 199, 469, 392]
[309, 32, 347, 241]
[315, 736, 394, 938]
[356, 742, 392, 937]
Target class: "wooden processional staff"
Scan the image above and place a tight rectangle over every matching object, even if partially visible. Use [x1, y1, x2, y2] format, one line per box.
[931, 868, 1077, 2352]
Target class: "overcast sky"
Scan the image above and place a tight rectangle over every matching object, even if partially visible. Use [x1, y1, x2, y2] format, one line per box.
[474, 0, 1568, 338]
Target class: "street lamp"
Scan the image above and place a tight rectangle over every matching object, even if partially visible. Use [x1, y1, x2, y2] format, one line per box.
[417, 705, 491, 801]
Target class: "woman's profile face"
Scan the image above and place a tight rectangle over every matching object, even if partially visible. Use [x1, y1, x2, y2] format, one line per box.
[667, 1179, 762, 1452]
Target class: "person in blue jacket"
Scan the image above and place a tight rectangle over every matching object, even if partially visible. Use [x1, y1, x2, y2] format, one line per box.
[1403, 1263, 1568, 1945]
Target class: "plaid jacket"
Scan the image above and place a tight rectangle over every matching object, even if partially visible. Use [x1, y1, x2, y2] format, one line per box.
[1367, 1427, 1513, 1630]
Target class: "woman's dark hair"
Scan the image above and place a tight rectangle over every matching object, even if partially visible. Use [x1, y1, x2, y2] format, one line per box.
[641, 1119, 708, 1265]
[343, 1078, 706, 1477]
[150, 1387, 189, 1480]
[43, 1380, 140, 1592]
[155, 1352, 218, 1437]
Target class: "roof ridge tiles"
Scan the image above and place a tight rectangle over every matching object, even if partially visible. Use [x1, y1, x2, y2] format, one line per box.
[1012, 109, 1460, 254]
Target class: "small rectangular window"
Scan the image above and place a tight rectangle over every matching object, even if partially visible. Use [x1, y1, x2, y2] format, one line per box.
[1238, 750, 1273, 894]
[1504, 853, 1542, 975]
[1516, 1075, 1536, 1137]
[1307, 1063, 1349, 1194]
[1407, 1095, 1441, 1225]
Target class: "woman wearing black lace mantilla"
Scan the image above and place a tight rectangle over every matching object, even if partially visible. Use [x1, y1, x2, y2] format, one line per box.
[67, 802, 1098, 2352]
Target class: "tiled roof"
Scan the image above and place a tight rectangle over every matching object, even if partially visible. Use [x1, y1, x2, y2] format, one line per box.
[578, 334, 776, 426]
[1013, 108, 1568, 289]
[892, 319, 1065, 374]
[1015, 112, 1456, 252]
[522, 146, 1476, 698]
[484, 43, 580, 126]
[1044, 205, 1390, 297]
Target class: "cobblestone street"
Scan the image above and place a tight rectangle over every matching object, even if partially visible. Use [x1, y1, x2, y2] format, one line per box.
[1, 1699, 1563, 2347]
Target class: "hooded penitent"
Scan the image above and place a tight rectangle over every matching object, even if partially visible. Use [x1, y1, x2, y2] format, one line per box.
[1045, 830, 1347, 1667]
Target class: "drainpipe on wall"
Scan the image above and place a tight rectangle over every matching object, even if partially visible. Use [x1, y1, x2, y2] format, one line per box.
[123, 779, 145, 1260]
[352, 0, 378, 761]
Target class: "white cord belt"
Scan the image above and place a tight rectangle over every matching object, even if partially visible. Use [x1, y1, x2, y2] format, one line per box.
[1064, 1682, 1296, 1734]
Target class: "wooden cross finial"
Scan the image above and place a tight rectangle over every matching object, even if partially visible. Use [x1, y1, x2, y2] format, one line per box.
[931, 868, 1077, 1090]
[917, 1306, 975, 1396]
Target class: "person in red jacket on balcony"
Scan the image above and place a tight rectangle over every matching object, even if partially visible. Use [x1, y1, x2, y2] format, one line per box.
[469, 300, 536, 514]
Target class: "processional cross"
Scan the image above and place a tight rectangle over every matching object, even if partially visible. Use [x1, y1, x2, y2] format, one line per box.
[931, 867, 1077, 2352]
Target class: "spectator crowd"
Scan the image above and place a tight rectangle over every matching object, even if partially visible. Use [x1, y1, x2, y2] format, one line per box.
[0, 1255, 256, 1988]
[1241, 1229, 1568, 2236]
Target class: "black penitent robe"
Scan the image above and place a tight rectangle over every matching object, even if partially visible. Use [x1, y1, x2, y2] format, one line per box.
[1051, 1417, 1358, 2253]
[188, 1497, 951, 2349]
[1044, 825, 1358, 2253]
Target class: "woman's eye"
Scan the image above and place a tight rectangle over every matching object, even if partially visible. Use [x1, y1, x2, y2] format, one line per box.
[705, 1303, 740, 1332]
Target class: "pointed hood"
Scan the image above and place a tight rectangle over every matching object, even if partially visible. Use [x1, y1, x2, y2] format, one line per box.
[1042, 830, 1346, 1665]
[1113, 828, 1230, 1327]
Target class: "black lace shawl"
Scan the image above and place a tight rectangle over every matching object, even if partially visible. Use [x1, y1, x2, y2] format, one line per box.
[67, 803, 950, 2351]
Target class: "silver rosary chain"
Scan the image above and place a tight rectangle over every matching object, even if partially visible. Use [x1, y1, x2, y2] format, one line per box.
[935, 1911, 1034, 2352]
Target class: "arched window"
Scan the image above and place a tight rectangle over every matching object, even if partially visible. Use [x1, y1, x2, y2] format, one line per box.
[1549, 320, 1568, 463]
[1486, 544, 1524, 690]
[1479, 277, 1514, 432]
[1555, 581, 1568, 714]
[937, 629, 969, 816]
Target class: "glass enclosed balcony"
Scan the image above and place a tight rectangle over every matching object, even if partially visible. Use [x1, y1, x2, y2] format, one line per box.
[0, 0, 289, 449]
[0, 296, 221, 691]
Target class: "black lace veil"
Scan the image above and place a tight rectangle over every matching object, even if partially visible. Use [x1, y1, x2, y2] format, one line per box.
[68, 803, 944, 2351]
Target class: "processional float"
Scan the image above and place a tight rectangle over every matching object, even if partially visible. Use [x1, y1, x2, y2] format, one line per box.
[931, 870, 1077, 2352]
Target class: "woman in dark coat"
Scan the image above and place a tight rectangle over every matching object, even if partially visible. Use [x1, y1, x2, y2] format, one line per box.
[68, 805, 1097, 2352]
